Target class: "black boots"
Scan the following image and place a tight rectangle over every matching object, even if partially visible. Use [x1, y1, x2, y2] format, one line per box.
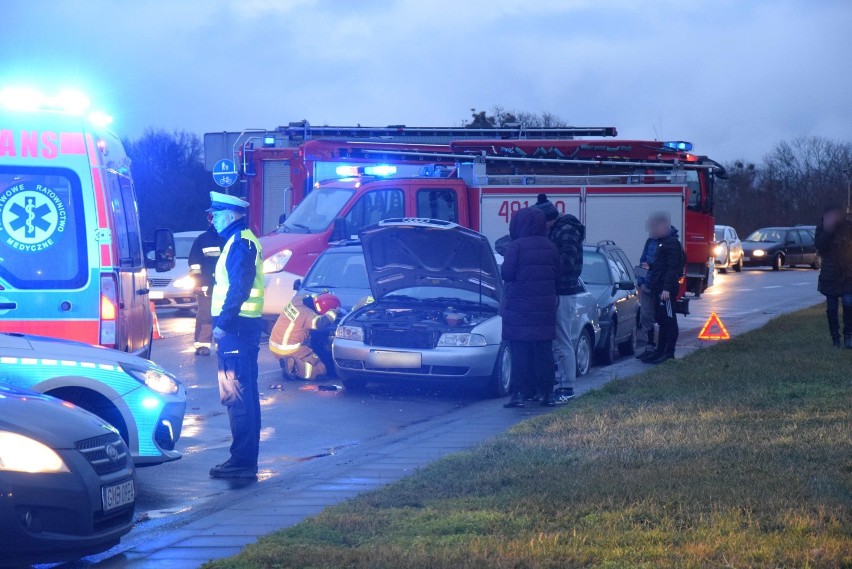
[540, 391, 556, 407]
[503, 391, 525, 408]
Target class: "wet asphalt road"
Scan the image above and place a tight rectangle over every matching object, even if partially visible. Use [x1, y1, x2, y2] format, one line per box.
[40, 266, 823, 568]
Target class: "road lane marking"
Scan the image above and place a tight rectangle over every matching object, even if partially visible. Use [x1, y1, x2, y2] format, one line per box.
[792, 282, 810, 286]
[764, 286, 782, 289]
[734, 288, 754, 292]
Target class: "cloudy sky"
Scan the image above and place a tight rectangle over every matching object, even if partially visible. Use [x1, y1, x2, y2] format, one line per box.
[2, 0, 849, 162]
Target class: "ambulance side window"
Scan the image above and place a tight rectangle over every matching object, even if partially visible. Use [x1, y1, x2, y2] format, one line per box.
[105, 171, 142, 268]
[416, 189, 458, 223]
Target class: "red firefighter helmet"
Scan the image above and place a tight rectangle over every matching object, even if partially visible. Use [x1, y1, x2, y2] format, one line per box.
[313, 292, 341, 315]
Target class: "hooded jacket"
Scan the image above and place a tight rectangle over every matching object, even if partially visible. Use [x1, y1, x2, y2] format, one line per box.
[647, 226, 683, 296]
[550, 214, 585, 295]
[500, 208, 560, 342]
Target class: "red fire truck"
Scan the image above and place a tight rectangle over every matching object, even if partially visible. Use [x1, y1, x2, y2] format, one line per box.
[239, 130, 724, 320]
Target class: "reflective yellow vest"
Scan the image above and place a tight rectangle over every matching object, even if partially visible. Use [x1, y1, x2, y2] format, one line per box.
[211, 228, 264, 319]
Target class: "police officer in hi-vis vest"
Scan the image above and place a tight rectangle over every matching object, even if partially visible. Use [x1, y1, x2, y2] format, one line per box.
[207, 191, 265, 479]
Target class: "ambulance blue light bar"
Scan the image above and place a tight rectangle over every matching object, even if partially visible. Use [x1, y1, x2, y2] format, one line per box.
[0, 87, 113, 126]
[335, 164, 398, 177]
[662, 141, 693, 152]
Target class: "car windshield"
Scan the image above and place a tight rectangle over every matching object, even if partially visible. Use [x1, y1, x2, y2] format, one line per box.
[276, 187, 355, 234]
[714, 228, 724, 241]
[745, 228, 785, 242]
[174, 235, 196, 258]
[303, 250, 369, 290]
[384, 286, 498, 308]
[581, 252, 611, 285]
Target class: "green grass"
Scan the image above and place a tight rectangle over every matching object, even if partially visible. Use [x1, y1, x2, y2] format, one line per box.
[206, 306, 852, 569]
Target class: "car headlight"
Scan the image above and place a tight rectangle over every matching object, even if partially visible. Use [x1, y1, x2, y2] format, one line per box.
[123, 365, 180, 395]
[713, 244, 725, 256]
[0, 431, 69, 473]
[335, 325, 364, 342]
[172, 275, 196, 290]
[263, 250, 293, 274]
[753, 249, 765, 257]
[437, 333, 487, 347]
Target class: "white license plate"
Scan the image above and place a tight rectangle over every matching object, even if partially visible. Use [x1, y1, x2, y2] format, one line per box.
[366, 350, 422, 369]
[149, 290, 164, 299]
[743, 257, 750, 262]
[102, 479, 135, 511]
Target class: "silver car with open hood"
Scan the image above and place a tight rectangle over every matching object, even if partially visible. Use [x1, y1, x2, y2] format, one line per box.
[332, 219, 510, 396]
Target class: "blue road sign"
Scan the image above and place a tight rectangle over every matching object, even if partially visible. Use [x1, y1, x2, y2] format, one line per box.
[212, 159, 238, 187]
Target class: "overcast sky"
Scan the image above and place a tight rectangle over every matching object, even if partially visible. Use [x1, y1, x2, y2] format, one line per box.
[2, 0, 849, 162]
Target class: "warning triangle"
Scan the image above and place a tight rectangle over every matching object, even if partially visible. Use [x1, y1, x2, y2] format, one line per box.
[698, 312, 730, 340]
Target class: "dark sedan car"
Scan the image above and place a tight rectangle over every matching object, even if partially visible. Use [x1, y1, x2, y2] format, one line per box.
[742, 227, 821, 270]
[0, 385, 135, 565]
[580, 241, 640, 364]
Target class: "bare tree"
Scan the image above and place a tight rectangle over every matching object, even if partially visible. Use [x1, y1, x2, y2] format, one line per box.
[464, 106, 569, 128]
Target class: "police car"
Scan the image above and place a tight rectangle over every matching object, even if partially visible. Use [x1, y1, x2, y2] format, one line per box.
[0, 88, 175, 358]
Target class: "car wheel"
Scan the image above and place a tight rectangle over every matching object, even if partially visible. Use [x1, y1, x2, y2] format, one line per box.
[812, 254, 822, 270]
[342, 377, 368, 391]
[596, 325, 617, 366]
[486, 342, 512, 398]
[772, 254, 784, 271]
[618, 321, 637, 356]
[718, 255, 729, 274]
[575, 328, 593, 377]
[733, 257, 743, 272]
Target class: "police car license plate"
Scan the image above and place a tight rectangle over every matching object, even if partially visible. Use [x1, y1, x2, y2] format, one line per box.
[149, 291, 164, 299]
[102, 479, 135, 511]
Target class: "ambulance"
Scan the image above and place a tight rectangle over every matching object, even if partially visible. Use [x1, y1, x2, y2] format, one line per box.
[0, 88, 175, 358]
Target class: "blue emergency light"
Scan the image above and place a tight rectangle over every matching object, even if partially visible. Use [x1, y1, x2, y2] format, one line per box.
[263, 135, 276, 147]
[335, 164, 398, 177]
[663, 141, 694, 152]
[0, 87, 113, 126]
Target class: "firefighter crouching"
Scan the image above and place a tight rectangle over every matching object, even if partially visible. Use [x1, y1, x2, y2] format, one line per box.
[269, 292, 341, 380]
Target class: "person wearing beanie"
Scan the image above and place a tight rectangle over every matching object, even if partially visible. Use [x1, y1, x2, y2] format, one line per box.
[535, 193, 585, 402]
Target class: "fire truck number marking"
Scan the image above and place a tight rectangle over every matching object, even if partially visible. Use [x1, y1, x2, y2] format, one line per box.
[497, 200, 566, 223]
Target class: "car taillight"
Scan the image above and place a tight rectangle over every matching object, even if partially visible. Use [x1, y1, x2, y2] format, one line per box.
[100, 274, 118, 348]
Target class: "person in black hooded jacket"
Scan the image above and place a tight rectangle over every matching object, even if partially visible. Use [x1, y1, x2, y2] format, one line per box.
[815, 204, 852, 348]
[501, 207, 560, 407]
[640, 212, 683, 365]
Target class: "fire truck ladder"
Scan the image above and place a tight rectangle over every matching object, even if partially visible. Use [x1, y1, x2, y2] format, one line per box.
[274, 121, 617, 145]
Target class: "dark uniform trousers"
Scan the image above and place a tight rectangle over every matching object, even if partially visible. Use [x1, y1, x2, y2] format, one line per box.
[195, 292, 214, 348]
[217, 319, 262, 468]
[654, 296, 679, 357]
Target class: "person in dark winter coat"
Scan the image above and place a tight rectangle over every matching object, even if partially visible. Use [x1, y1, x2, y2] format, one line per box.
[534, 194, 584, 400]
[640, 212, 683, 364]
[635, 225, 680, 359]
[501, 207, 560, 408]
[815, 204, 852, 348]
[188, 222, 226, 355]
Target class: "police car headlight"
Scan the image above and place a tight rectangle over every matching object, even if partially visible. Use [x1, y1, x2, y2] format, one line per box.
[753, 249, 765, 257]
[0, 431, 69, 474]
[335, 325, 364, 342]
[263, 250, 293, 274]
[437, 333, 487, 347]
[172, 275, 196, 290]
[123, 365, 180, 395]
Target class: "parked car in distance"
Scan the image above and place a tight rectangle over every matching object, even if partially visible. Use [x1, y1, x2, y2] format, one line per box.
[714, 225, 744, 273]
[742, 227, 821, 271]
[288, 241, 371, 375]
[580, 241, 640, 365]
[0, 384, 135, 565]
[0, 333, 186, 466]
[149, 231, 203, 312]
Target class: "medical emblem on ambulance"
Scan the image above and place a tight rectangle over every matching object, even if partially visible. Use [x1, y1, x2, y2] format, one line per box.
[0, 183, 66, 252]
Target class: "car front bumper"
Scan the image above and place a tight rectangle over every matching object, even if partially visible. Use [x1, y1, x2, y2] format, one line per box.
[119, 388, 186, 466]
[149, 285, 198, 309]
[0, 449, 134, 565]
[742, 254, 771, 267]
[333, 340, 500, 380]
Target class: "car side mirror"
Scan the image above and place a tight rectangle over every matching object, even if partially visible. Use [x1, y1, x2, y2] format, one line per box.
[616, 280, 635, 291]
[292, 278, 302, 291]
[145, 228, 176, 273]
[329, 217, 349, 242]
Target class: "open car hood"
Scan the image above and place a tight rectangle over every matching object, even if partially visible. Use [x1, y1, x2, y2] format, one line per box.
[359, 220, 502, 302]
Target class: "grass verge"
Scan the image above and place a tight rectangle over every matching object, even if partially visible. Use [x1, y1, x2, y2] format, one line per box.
[207, 306, 852, 568]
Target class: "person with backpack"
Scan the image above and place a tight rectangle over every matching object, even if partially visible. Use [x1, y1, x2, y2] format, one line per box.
[815, 204, 852, 348]
[639, 212, 684, 364]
